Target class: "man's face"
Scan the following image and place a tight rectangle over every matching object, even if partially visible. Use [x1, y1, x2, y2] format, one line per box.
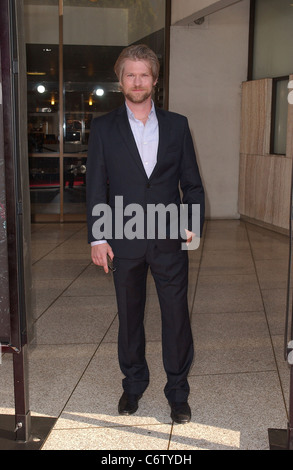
[120, 59, 157, 104]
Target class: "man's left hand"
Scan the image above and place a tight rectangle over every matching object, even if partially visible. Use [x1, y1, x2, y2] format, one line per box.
[185, 229, 195, 245]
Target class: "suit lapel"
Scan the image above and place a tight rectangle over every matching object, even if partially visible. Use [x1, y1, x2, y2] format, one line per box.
[116, 105, 148, 179]
[149, 107, 170, 180]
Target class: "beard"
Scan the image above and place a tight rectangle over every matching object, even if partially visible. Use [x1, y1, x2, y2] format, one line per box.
[123, 87, 153, 104]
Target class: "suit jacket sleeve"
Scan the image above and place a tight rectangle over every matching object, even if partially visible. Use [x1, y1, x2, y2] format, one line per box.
[86, 118, 108, 243]
[179, 117, 205, 236]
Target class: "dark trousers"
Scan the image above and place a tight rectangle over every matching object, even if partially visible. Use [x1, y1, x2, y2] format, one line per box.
[113, 241, 194, 402]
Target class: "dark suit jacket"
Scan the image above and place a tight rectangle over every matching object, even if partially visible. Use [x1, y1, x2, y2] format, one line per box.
[86, 104, 205, 259]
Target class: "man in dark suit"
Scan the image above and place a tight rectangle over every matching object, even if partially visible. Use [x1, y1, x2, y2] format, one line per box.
[86, 44, 205, 424]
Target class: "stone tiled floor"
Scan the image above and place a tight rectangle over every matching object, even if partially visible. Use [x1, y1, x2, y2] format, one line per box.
[0, 219, 291, 450]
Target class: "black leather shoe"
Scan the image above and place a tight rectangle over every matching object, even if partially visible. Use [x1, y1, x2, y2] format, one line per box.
[118, 392, 142, 415]
[169, 401, 191, 424]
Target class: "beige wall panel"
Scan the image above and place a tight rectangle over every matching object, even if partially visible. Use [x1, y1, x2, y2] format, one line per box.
[250, 154, 274, 223]
[239, 153, 291, 231]
[240, 79, 272, 156]
[271, 156, 292, 229]
[255, 155, 274, 223]
[238, 153, 246, 215]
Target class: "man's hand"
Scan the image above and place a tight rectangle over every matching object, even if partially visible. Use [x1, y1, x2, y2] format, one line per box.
[185, 229, 195, 245]
[91, 243, 114, 274]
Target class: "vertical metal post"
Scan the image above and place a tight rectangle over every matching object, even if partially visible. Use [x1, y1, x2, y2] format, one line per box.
[9, 0, 32, 442]
[0, 0, 32, 443]
[13, 346, 31, 442]
[59, 0, 64, 222]
[286, 356, 293, 449]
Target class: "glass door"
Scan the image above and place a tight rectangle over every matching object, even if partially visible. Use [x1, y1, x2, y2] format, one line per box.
[25, 1, 60, 219]
[62, 0, 123, 217]
[25, 0, 169, 222]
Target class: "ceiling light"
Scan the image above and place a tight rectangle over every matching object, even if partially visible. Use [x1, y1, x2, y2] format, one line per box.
[95, 88, 104, 97]
[37, 85, 46, 94]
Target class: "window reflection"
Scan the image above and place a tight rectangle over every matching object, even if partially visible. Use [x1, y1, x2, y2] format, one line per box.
[25, 0, 167, 220]
[271, 77, 289, 156]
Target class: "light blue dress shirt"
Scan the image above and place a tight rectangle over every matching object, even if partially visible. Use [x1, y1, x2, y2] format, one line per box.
[126, 100, 159, 178]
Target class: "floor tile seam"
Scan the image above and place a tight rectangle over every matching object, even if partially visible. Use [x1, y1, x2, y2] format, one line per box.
[33, 260, 90, 268]
[188, 368, 279, 378]
[202, 248, 252, 253]
[202, 226, 246, 231]
[47, 422, 173, 432]
[253, 257, 290, 262]
[192, 309, 265, 315]
[261, 286, 287, 292]
[235, 223, 289, 414]
[194, 271, 257, 277]
[36, 254, 91, 261]
[32, 341, 116, 346]
[31, 223, 54, 233]
[271, 333, 287, 339]
[194, 272, 261, 280]
[192, 310, 265, 315]
[32, 244, 64, 265]
[61, 293, 117, 297]
[33, 234, 86, 246]
[32, 222, 86, 233]
[31, 223, 87, 265]
[96, 339, 118, 345]
[33, 273, 89, 281]
[32, 261, 93, 321]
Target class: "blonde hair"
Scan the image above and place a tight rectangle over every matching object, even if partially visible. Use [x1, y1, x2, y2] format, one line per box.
[114, 44, 160, 83]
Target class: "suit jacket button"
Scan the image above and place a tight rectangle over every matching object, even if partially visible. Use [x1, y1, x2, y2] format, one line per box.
[146, 183, 151, 188]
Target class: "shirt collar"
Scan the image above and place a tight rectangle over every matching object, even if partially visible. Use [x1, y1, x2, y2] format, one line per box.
[125, 100, 156, 122]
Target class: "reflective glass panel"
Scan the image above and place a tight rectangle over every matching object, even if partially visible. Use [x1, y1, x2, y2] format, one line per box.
[253, 0, 293, 80]
[25, 0, 167, 219]
[272, 78, 289, 155]
[25, 1, 60, 217]
[62, 0, 166, 215]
